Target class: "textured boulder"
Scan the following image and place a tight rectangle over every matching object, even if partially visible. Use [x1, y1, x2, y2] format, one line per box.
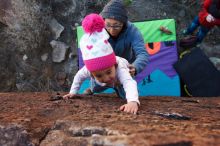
[0, 124, 33, 146]
[0, 93, 219, 146]
[0, 0, 219, 91]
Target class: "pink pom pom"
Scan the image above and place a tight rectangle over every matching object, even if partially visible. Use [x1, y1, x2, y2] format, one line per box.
[82, 13, 105, 34]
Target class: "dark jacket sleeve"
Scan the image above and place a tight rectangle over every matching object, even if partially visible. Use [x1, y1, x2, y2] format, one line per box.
[129, 24, 149, 74]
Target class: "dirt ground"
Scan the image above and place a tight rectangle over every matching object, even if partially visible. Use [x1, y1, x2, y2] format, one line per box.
[0, 92, 219, 146]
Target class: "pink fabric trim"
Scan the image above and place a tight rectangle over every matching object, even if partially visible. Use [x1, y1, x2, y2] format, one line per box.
[84, 53, 116, 72]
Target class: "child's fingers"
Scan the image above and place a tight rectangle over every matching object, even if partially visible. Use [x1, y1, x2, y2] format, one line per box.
[63, 93, 75, 100]
[123, 106, 132, 113]
[119, 105, 125, 111]
[126, 106, 138, 115]
[119, 104, 138, 115]
[63, 95, 70, 100]
[129, 107, 136, 114]
[132, 108, 138, 115]
[63, 97, 68, 100]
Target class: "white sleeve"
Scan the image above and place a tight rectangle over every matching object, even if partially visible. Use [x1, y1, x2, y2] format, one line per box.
[116, 57, 140, 104]
[69, 66, 91, 94]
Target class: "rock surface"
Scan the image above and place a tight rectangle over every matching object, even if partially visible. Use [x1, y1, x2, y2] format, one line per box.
[0, 92, 219, 146]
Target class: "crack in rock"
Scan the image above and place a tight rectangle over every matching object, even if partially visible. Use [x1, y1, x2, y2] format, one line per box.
[40, 119, 128, 146]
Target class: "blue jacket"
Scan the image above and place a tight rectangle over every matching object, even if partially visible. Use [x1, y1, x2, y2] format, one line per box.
[108, 21, 149, 74]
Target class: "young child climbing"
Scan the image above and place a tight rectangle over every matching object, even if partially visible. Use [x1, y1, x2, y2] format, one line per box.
[183, 0, 220, 43]
[63, 13, 140, 114]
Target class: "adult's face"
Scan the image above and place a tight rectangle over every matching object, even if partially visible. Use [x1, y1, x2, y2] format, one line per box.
[105, 18, 123, 37]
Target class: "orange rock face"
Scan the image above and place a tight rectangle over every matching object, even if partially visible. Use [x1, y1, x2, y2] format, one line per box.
[0, 92, 219, 146]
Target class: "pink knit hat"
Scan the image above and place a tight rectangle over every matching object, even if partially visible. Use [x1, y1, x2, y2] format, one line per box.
[80, 13, 116, 72]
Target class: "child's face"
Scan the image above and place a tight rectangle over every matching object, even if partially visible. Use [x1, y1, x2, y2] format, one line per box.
[91, 65, 116, 85]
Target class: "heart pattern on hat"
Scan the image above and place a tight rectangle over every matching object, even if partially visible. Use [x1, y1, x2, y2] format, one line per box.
[86, 45, 93, 50]
[104, 40, 108, 44]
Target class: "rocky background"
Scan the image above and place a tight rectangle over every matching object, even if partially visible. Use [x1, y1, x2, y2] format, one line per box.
[0, 0, 220, 92]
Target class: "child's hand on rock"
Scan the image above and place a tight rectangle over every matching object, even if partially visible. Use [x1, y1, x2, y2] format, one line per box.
[119, 101, 139, 115]
[63, 93, 75, 100]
